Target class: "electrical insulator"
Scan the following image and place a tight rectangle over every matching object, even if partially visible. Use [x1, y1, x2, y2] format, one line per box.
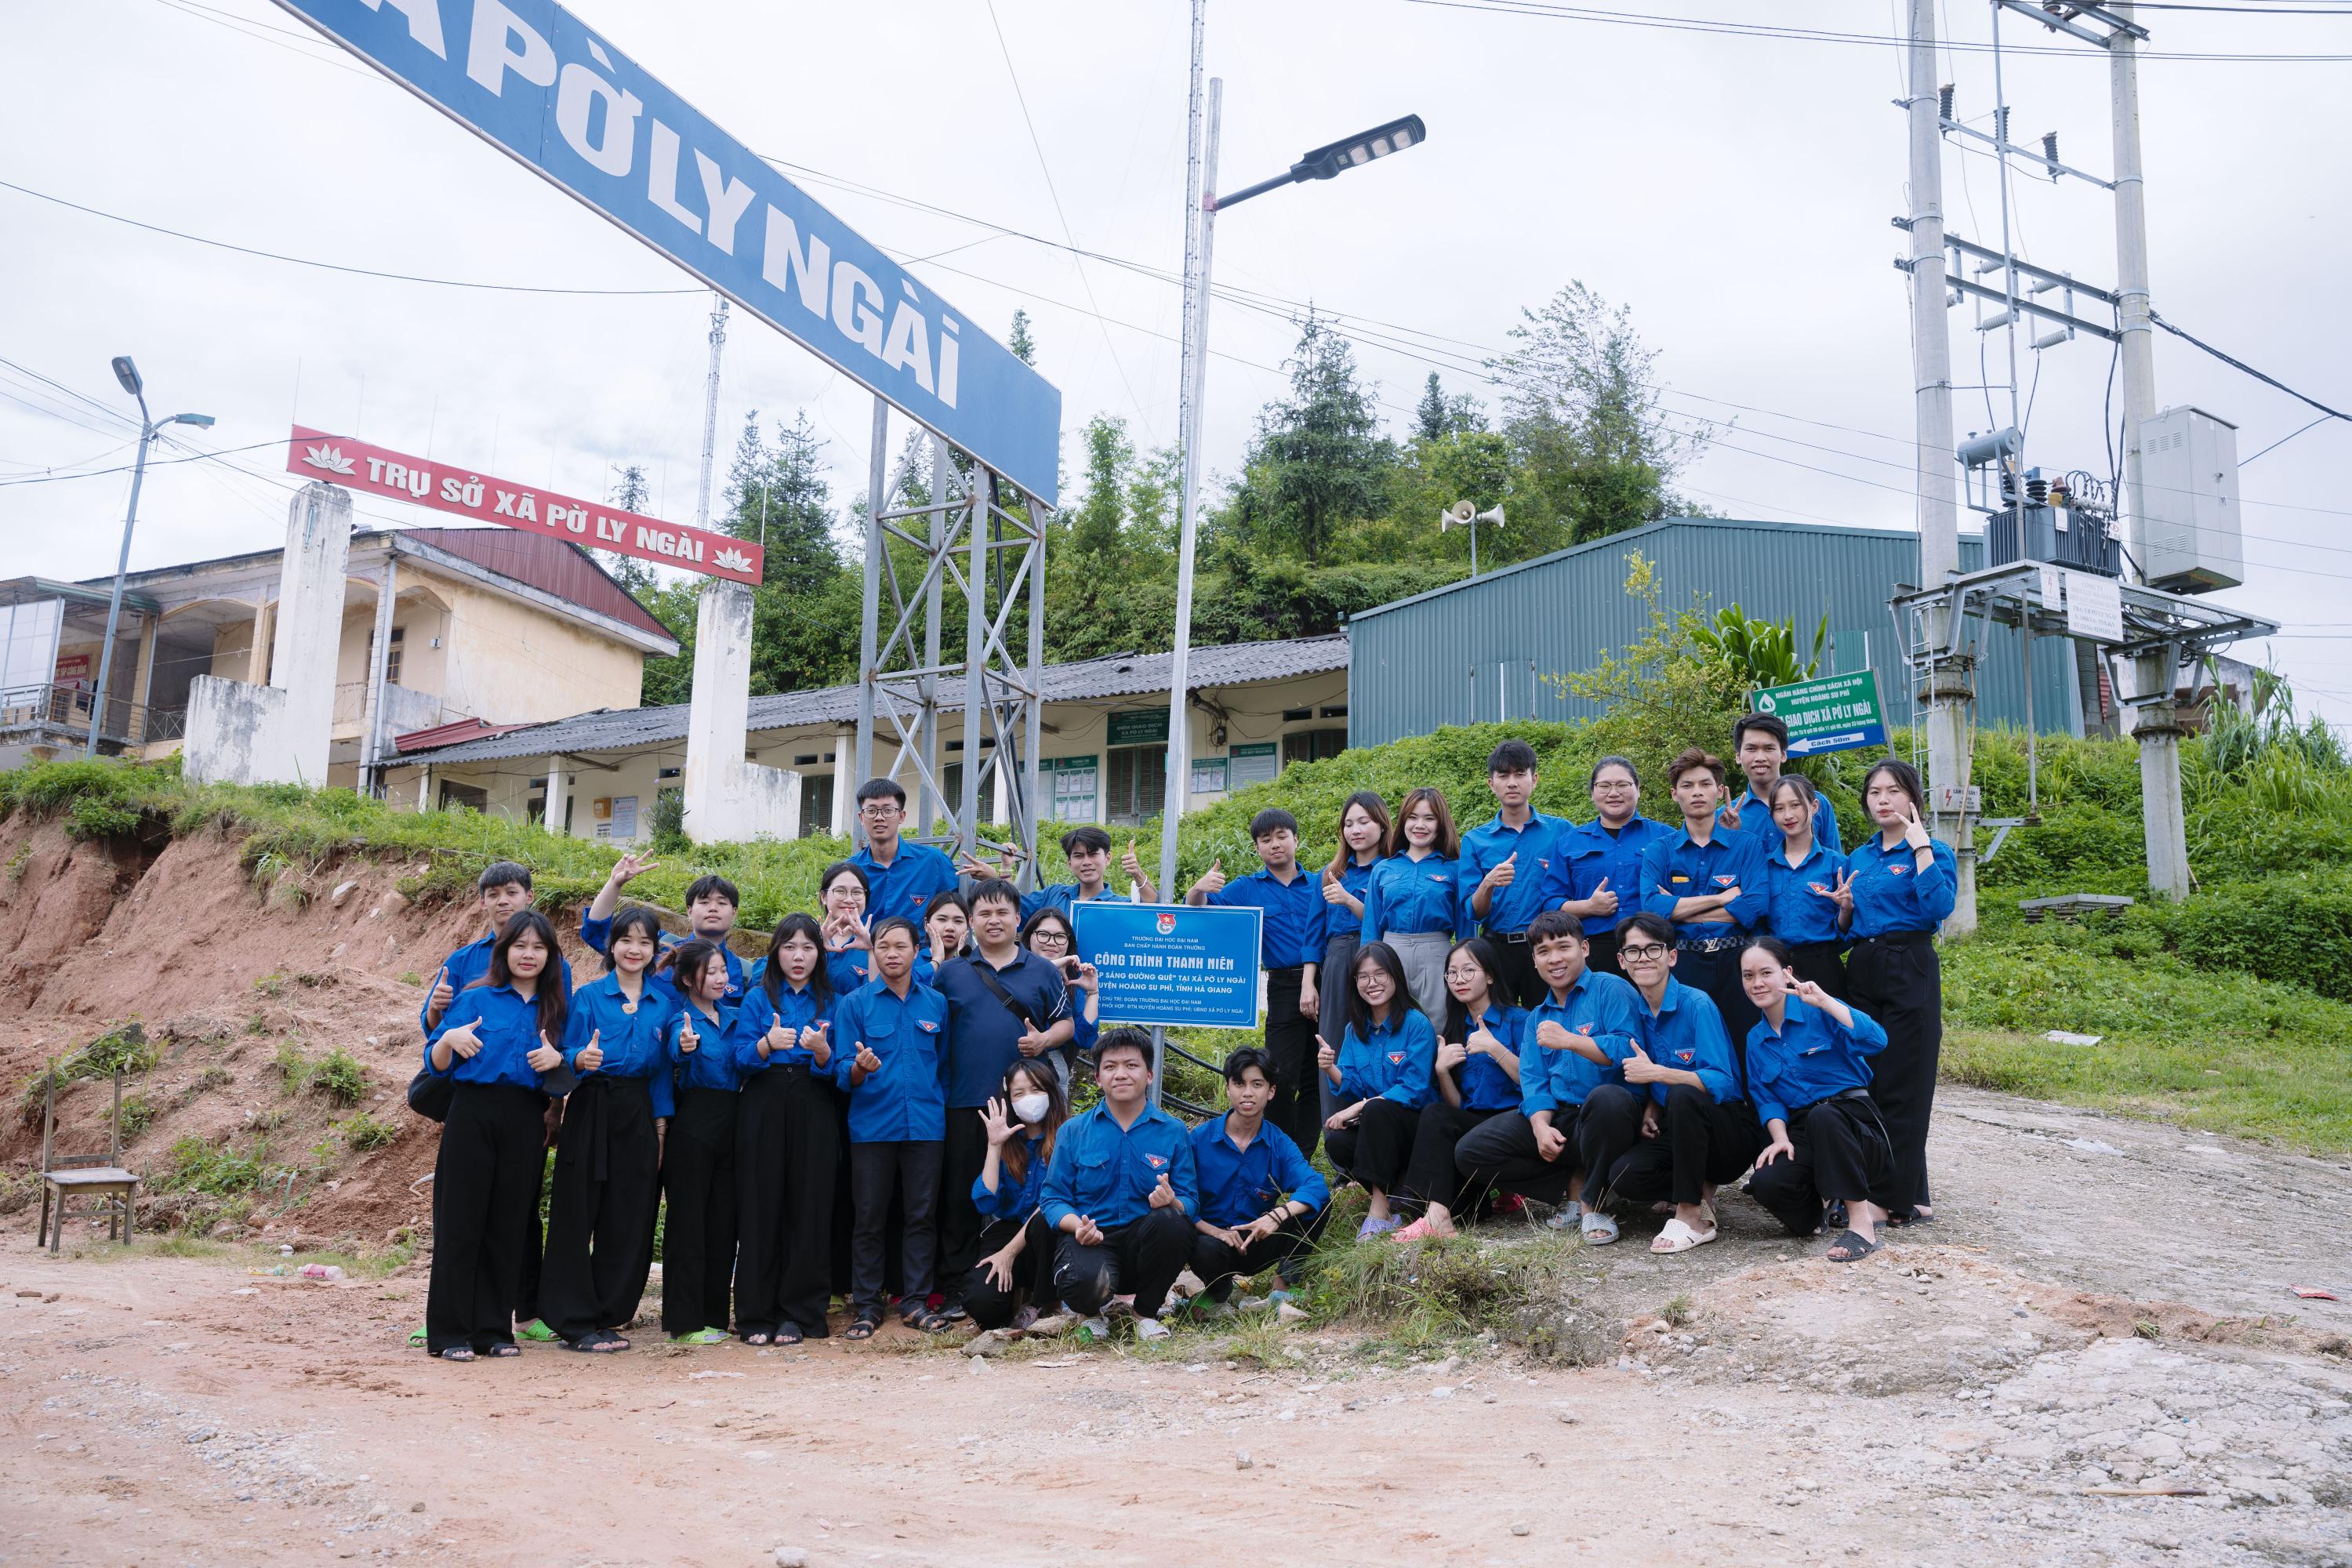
[1995, 105, 2010, 142]
[1938, 84, 1955, 119]
[2042, 132, 2060, 167]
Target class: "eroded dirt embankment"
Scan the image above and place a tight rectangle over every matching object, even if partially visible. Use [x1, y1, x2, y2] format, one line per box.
[0, 813, 594, 1248]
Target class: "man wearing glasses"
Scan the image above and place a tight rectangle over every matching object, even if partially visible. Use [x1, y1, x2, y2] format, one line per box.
[849, 779, 963, 927]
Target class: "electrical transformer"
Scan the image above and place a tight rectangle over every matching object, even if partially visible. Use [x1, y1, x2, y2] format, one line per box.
[2139, 405, 2243, 593]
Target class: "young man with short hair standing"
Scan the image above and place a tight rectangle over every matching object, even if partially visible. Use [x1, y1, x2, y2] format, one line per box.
[1720, 713, 1840, 852]
[850, 778, 963, 927]
[583, 851, 747, 997]
[1189, 808, 1327, 1159]
[1459, 740, 1566, 1007]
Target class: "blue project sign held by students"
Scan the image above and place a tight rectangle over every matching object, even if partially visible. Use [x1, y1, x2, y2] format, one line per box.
[1075, 903, 1263, 1031]
[269, 0, 1062, 505]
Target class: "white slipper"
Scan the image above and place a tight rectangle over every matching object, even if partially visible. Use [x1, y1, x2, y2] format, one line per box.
[1544, 1200, 1585, 1232]
[1580, 1209, 1619, 1246]
[1651, 1217, 1718, 1254]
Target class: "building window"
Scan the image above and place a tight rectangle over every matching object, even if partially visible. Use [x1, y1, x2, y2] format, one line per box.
[794, 754, 819, 766]
[386, 626, 405, 686]
[1281, 707, 1312, 722]
[942, 763, 997, 823]
[1319, 703, 1347, 719]
[799, 775, 835, 840]
[437, 781, 488, 813]
[1105, 745, 1167, 825]
[1282, 729, 1346, 769]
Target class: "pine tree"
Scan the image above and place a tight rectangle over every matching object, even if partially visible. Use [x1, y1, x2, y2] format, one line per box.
[595, 464, 656, 593]
[1008, 309, 1037, 366]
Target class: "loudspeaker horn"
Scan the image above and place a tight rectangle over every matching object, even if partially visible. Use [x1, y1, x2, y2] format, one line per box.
[1439, 499, 1476, 531]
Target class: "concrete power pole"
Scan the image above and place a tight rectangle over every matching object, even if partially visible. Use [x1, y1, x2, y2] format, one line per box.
[694, 293, 730, 531]
[1904, 0, 1976, 935]
[2107, 3, 2188, 901]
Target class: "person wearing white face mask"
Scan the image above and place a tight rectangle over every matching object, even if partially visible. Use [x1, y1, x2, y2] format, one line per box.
[957, 1060, 1069, 1332]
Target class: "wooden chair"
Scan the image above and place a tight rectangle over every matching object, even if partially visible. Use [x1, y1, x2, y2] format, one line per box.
[36, 1065, 140, 1254]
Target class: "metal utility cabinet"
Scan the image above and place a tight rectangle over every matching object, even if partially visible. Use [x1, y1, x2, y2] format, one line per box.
[2138, 406, 2243, 594]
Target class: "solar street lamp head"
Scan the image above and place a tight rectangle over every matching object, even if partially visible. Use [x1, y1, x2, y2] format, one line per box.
[1291, 114, 1425, 183]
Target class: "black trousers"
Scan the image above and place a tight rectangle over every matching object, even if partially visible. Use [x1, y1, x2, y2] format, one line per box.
[1847, 934, 1942, 1214]
[1483, 933, 1543, 1007]
[1316, 932, 1359, 1124]
[660, 1086, 740, 1336]
[1605, 1084, 1765, 1209]
[538, 1076, 660, 1342]
[1786, 941, 1849, 1001]
[426, 1083, 546, 1354]
[848, 1139, 942, 1315]
[1675, 941, 1761, 1072]
[1187, 1210, 1327, 1301]
[515, 1097, 555, 1323]
[960, 1212, 1058, 1329]
[1584, 928, 1624, 982]
[1263, 967, 1323, 1161]
[936, 1105, 991, 1293]
[1746, 1094, 1897, 1235]
[735, 1065, 842, 1338]
[1322, 1096, 1420, 1195]
[1053, 1207, 1194, 1319]
[1399, 1102, 1516, 1214]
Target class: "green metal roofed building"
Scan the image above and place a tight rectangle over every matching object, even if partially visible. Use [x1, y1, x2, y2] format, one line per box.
[1344, 516, 2096, 750]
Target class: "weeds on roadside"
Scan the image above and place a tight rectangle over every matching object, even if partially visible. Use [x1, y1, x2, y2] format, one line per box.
[338, 1112, 397, 1152]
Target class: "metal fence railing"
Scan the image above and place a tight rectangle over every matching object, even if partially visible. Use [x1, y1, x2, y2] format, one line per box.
[0, 683, 173, 747]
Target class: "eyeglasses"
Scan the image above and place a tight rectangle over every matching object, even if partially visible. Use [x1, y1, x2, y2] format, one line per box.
[858, 803, 902, 818]
[1618, 943, 1670, 963]
[1029, 931, 1069, 950]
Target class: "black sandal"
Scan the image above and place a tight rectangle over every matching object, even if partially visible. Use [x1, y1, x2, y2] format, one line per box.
[903, 1308, 954, 1334]
[436, 1346, 476, 1363]
[1826, 1229, 1881, 1262]
[742, 1330, 772, 1346]
[485, 1343, 522, 1357]
[842, 1314, 882, 1341]
[774, 1323, 804, 1346]
[568, 1330, 629, 1352]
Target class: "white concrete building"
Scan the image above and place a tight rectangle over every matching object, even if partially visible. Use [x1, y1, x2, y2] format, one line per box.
[383, 634, 1352, 841]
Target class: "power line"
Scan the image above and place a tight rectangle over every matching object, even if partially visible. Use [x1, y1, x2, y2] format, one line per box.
[982, 0, 1158, 441]
[2148, 309, 2352, 425]
[1401, 0, 2352, 60]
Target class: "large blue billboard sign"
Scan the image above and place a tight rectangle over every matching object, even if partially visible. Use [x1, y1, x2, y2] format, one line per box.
[270, 0, 1062, 505]
[1074, 902, 1263, 1031]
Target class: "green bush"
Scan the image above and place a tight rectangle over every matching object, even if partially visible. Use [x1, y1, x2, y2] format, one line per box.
[310, 1048, 368, 1105]
[158, 1136, 267, 1196]
[2143, 872, 2352, 1002]
[338, 1113, 398, 1152]
[272, 1040, 312, 1092]
[118, 1095, 157, 1138]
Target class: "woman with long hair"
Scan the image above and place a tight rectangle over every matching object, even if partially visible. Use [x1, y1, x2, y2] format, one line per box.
[1760, 773, 1849, 1000]
[1318, 940, 1438, 1239]
[1021, 906, 1098, 1086]
[1739, 936, 1897, 1261]
[1821, 757, 1955, 1225]
[421, 909, 568, 1360]
[818, 860, 875, 994]
[539, 906, 673, 1353]
[1316, 792, 1393, 1119]
[659, 940, 768, 1343]
[1359, 786, 1465, 1033]
[734, 913, 839, 1345]
[1391, 938, 1523, 1241]
[957, 1058, 1068, 1331]
[1541, 756, 1673, 979]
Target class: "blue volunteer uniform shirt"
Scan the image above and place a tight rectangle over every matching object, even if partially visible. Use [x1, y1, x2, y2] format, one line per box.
[1639, 827, 1769, 938]
[972, 1134, 1051, 1221]
[560, 973, 678, 1117]
[1762, 839, 1848, 946]
[1359, 852, 1468, 943]
[1632, 977, 1744, 1106]
[822, 948, 874, 996]
[1458, 809, 1565, 938]
[1020, 882, 1130, 922]
[1746, 996, 1889, 1127]
[1189, 1116, 1330, 1229]
[829, 978, 951, 1143]
[578, 913, 745, 1000]
[1450, 1004, 1528, 1114]
[666, 994, 767, 1094]
[1845, 833, 1958, 938]
[1205, 866, 1327, 970]
[1336, 1011, 1438, 1109]
[423, 931, 575, 1036]
[1040, 1102, 1198, 1230]
[735, 979, 833, 1076]
[1518, 967, 1645, 1116]
[1538, 815, 1675, 938]
[1718, 781, 1842, 855]
[850, 838, 962, 928]
[423, 982, 554, 1091]
[936, 949, 1072, 1108]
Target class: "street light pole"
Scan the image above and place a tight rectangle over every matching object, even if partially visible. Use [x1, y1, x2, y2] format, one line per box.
[87, 356, 210, 759]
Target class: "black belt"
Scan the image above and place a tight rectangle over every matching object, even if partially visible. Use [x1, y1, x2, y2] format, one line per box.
[1676, 935, 1743, 955]
[1793, 1086, 1875, 1116]
[1483, 927, 1531, 945]
[1269, 964, 1305, 978]
[1855, 931, 1934, 949]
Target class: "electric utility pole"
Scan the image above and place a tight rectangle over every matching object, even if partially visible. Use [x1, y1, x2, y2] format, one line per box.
[1904, 0, 1977, 935]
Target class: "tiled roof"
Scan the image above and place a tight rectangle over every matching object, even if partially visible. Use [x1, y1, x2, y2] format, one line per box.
[402, 633, 1350, 765]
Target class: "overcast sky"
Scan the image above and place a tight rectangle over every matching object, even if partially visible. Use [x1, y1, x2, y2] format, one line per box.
[4, 0, 2347, 723]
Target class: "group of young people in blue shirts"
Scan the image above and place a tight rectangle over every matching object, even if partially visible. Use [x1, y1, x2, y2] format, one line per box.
[413, 717, 1955, 1361]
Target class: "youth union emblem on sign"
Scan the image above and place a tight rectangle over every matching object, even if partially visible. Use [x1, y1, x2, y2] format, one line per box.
[1156, 912, 1177, 935]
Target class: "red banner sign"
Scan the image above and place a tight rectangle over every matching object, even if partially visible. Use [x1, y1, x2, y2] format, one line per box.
[283, 426, 764, 586]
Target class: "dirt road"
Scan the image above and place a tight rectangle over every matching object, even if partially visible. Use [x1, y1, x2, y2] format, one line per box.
[6, 1087, 2349, 1568]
